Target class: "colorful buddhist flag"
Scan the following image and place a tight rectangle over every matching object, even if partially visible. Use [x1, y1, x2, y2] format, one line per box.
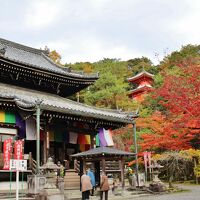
[79, 144, 85, 152]
[98, 128, 114, 147]
[77, 134, 86, 144]
[95, 134, 100, 146]
[0, 111, 16, 124]
[69, 132, 78, 144]
[98, 128, 107, 147]
[85, 135, 91, 145]
[78, 134, 91, 145]
[104, 129, 114, 146]
[16, 113, 26, 139]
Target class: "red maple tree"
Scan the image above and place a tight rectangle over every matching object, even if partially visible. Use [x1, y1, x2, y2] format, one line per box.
[140, 61, 200, 151]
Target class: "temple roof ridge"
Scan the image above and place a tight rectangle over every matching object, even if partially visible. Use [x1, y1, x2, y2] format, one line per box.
[129, 84, 152, 93]
[0, 38, 45, 55]
[0, 83, 137, 124]
[127, 69, 154, 82]
[0, 38, 99, 79]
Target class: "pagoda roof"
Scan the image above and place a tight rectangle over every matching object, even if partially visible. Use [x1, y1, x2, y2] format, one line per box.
[127, 70, 154, 82]
[70, 146, 135, 159]
[129, 84, 152, 94]
[0, 83, 136, 124]
[0, 38, 98, 79]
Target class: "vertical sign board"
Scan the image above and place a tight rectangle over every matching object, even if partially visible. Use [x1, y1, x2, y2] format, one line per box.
[10, 159, 27, 200]
[3, 138, 12, 170]
[9, 140, 25, 200]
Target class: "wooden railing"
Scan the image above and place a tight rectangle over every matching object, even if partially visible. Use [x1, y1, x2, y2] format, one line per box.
[28, 152, 41, 174]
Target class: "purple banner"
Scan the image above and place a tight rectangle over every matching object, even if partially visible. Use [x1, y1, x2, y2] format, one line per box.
[98, 128, 107, 147]
[16, 113, 26, 139]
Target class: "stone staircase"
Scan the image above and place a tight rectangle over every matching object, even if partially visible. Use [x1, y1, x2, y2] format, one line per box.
[64, 169, 80, 190]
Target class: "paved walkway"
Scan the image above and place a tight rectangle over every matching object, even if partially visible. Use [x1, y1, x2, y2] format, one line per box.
[121, 185, 200, 200]
[63, 184, 200, 200]
[0, 184, 199, 200]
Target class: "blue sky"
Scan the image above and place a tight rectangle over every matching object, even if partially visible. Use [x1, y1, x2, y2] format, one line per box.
[0, 0, 199, 64]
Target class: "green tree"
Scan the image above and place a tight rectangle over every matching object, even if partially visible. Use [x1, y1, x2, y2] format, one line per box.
[161, 44, 200, 69]
[127, 57, 157, 76]
[84, 72, 129, 109]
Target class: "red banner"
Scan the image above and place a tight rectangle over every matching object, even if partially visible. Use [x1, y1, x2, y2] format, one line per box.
[14, 140, 23, 160]
[3, 138, 12, 170]
[147, 152, 151, 167]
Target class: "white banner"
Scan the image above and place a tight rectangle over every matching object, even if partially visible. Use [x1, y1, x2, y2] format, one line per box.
[69, 132, 78, 144]
[26, 118, 36, 140]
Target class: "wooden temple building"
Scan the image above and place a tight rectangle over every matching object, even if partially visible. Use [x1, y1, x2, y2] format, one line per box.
[128, 70, 154, 101]
[0, 38, 138, 188]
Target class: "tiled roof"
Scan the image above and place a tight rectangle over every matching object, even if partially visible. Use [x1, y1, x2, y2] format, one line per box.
[70, 146, 135, 158]
[0, 83, 136, 124]
[129, 84, 152, 94]
[0, 38, 98, 79]
[127, 70, 154, 82]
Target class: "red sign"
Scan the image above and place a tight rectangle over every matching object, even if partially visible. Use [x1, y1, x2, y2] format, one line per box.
[14, 140, 23, 160]
[3, 138, 12, 170]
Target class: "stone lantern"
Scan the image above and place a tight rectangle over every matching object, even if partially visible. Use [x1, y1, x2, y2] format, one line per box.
[149, 161, 165, 192]
[40, 157, 61, 189]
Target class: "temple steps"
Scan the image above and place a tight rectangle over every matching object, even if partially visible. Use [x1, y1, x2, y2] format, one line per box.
[64, 169, 80, 190]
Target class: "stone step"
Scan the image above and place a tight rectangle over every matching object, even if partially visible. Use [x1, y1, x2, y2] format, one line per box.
[64, 171, 80, 190]
[65, 182, 80, 187]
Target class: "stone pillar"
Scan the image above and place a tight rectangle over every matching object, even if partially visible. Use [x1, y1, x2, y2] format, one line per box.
[120, 158, 125, 190]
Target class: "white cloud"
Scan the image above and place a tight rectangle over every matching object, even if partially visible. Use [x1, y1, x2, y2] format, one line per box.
[1, 0, 199, 65]
[174, 0, 200, 44]
[24, 0, 63, 29]
[37, 36, 144, 64]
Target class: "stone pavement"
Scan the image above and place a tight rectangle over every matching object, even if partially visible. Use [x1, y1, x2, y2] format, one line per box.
[0, 184, 199, 200]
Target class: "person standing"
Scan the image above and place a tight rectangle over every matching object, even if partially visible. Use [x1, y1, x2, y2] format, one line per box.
[56, 161, 65, 193]
[100, 172, 110, 200]
[87, 168, 96, 196]
[81, 171, 93, 200]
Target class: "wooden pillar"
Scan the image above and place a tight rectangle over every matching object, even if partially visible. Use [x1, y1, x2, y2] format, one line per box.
[83, 159, 86, 173]
[63, 142, 66, 161]
[29, 152, 33, 170]
[90, 134, 95, 149]
[120, 157, 125, 190]
[36, 103, 41, 174]
[46, 131, 50, 160]
[0, 136, 2, 153]
[102, 157, 106, 173]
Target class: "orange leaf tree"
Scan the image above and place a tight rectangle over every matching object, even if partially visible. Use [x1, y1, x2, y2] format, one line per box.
[140, 60, 200, 152]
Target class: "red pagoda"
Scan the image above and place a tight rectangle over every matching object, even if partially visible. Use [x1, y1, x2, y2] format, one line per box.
[128, 70, 154, 101]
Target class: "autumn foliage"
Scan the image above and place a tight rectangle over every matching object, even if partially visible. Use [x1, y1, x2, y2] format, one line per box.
[140, 61, 200, 151]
